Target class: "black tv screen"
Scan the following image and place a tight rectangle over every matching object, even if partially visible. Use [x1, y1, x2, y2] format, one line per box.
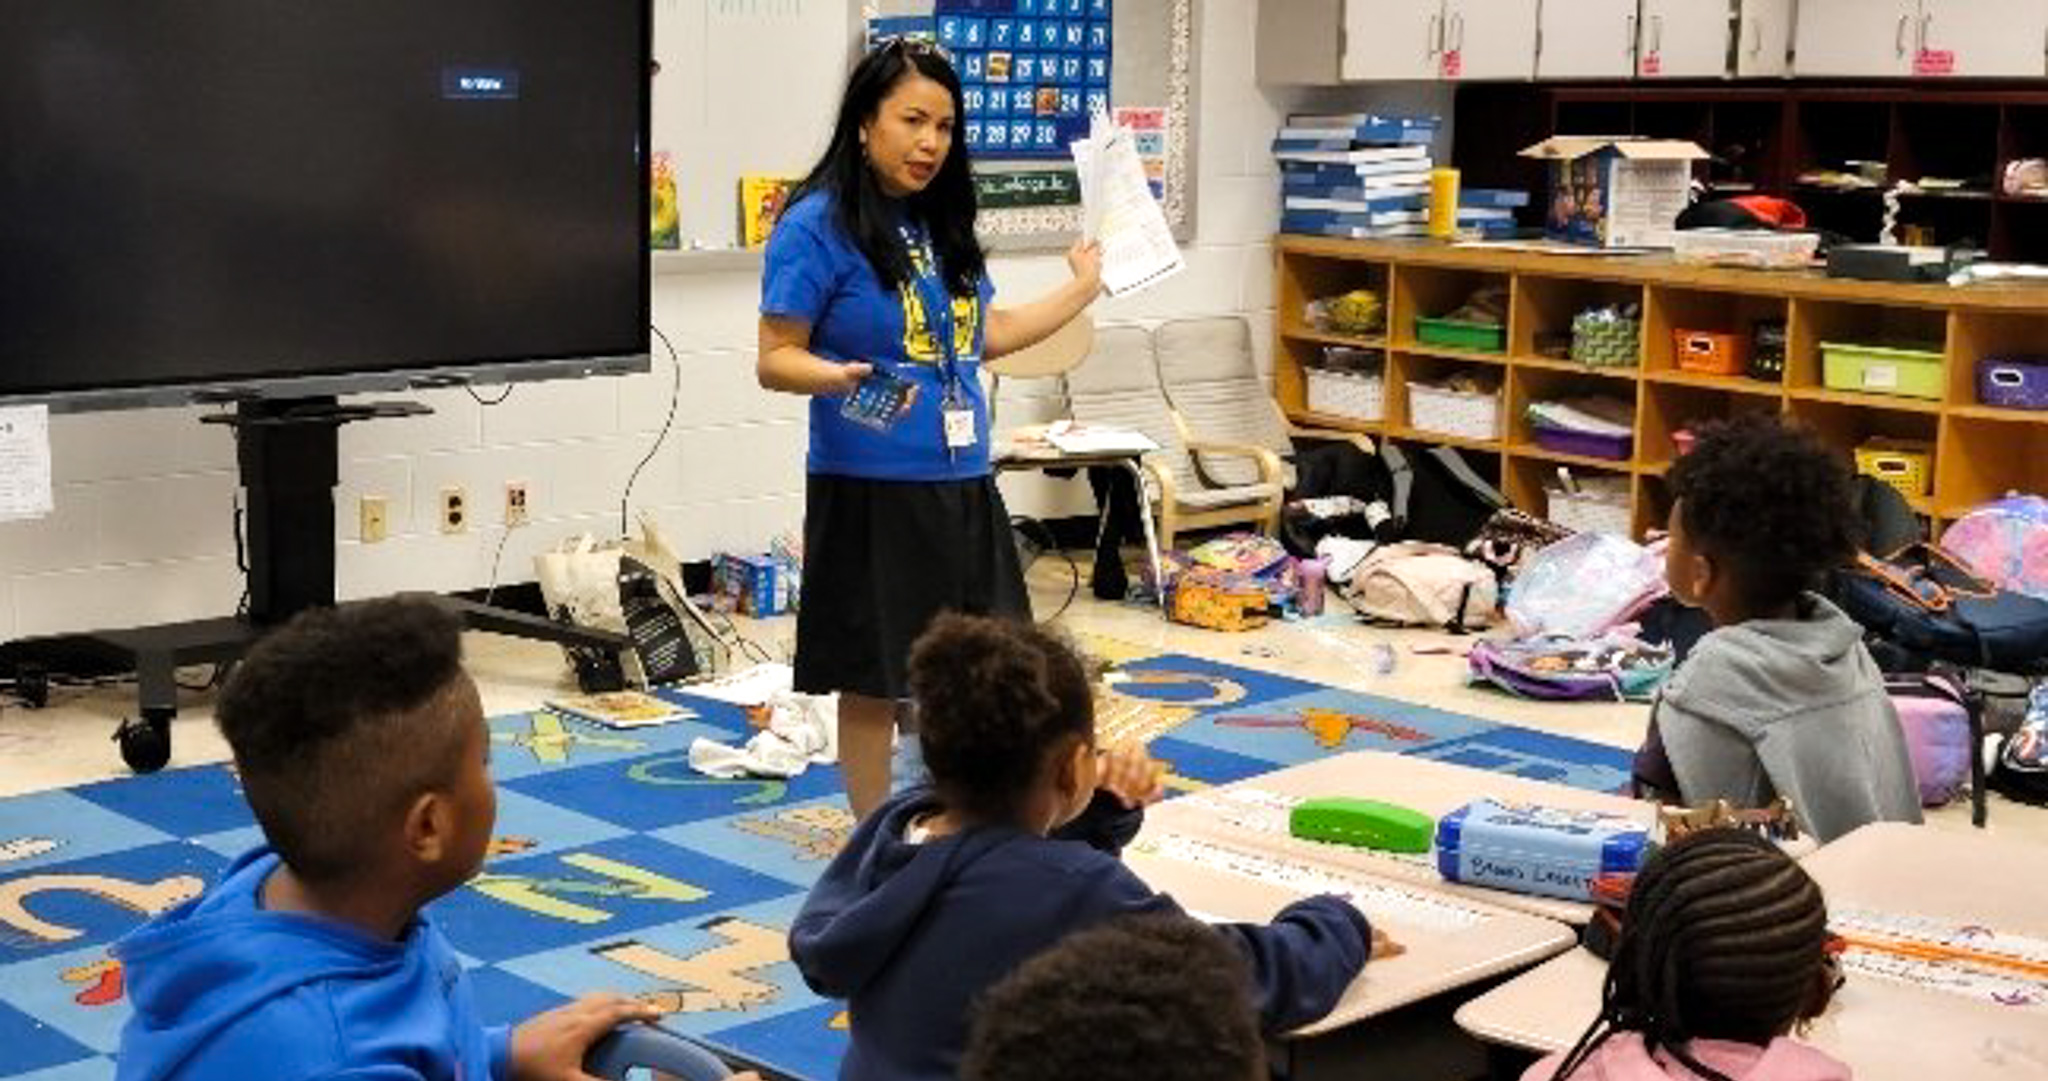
[0, 0, 651, 410]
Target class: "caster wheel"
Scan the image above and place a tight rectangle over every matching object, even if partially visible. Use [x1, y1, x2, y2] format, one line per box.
[115, 717, 172, 774]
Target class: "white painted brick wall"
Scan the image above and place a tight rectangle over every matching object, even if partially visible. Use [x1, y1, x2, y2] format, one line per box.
[0, 4, 1451, 640]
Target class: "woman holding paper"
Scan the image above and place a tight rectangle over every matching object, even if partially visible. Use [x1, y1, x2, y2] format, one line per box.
[756, 37, 1102, 820]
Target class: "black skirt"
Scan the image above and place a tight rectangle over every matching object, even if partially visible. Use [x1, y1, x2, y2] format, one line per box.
[793, 474, 1030, 700]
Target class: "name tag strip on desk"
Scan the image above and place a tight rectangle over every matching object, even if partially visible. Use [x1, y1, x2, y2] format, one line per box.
[1832, 908, 2048, 1012]
[1131, 832, 1485, 932]
[1170, 789, 1436, 870]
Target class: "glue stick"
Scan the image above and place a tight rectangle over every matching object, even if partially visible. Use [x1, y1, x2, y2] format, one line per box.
[1429, 167, 1460, 239]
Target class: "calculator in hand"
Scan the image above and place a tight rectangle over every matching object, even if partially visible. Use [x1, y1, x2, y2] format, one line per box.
[841, 369, 919, 432]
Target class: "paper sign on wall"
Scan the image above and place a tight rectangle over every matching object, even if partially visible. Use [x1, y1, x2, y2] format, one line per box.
[1113, 106, 1169, 201]
[0, 405, 53, 522]
[1915, 50, 1957, 77]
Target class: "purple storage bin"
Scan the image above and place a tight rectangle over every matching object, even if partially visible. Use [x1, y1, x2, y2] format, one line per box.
[1979, 356, 2048, 411]
[1534, 425, 1632, 461]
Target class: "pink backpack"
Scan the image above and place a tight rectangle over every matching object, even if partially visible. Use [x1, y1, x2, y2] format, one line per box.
[1886, 673, 1973, 807]
[1941, 495, 2048, 600]
[1328, 541, 1497, 631]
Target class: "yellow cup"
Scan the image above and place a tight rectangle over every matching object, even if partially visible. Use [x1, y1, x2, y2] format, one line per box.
[1429, 167, 1461, 239]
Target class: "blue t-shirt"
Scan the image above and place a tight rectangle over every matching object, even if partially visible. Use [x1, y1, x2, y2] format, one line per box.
[761, 192, 997, 481]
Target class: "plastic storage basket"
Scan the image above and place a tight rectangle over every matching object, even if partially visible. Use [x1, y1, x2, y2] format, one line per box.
[1674, 329, 1750, 376]
[1547, 482, 1634, 536]
[1978, 357, 2048, 411]
[1305, 368, 1385, 422]
[1571, 312, 1640, 368]
[1415, 316, 1507, 354]
[1409, 381, 1501, 441]
[1855, 438, 1934, 500]
[1671, 228, 1820, 270]
[1821, 342, 1945, 400]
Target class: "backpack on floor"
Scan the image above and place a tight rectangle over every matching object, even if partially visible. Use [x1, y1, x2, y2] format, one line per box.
[1505, 532, 1668, 639]
[1885, 672, 1974, 807]
[1834, 544, 2048, 670]
[1990, 683, 2048, 805]
[1324, 540, 1497, 632]
[1467, 632, 1674, 702]
[1941, 495, 2048, 600]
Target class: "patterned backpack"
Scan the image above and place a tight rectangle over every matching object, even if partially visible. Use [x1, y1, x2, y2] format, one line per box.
[1990, 682, 2048, 806]
[1941, 495, 2048, 600]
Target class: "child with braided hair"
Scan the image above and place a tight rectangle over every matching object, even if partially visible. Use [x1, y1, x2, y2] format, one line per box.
[1527, 827, 1848, 1081]
[790, 612, 1387, 1081]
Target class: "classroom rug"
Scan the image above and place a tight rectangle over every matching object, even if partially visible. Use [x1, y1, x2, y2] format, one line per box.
[0, 648, 1630, 1081]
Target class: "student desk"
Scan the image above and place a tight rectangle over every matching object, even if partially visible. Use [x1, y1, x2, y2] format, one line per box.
[992, 441, 1164, 610]
[1143, 750, 1655, 924]
[1453, 822, 2048, 1081]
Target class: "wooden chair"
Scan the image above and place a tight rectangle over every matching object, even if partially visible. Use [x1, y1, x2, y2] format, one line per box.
[1150, 315, 1375, 493]
[1063, 324, 1285, 552]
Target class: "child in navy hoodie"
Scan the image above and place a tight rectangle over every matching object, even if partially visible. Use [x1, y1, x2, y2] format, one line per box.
[790, 613, 1388, 1081]
[112, 597, 681, 1081]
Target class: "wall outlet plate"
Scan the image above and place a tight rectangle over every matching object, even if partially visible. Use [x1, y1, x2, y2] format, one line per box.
[359, 495, 389, 543]
[505, 481, 530, 527]
[440, 487, 467, 534]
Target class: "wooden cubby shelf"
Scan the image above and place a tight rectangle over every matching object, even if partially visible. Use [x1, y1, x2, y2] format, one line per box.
[1275, 236, 2048, 539]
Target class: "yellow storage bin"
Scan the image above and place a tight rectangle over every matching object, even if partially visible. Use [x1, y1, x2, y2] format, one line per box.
[1855, 438, 1933, 500]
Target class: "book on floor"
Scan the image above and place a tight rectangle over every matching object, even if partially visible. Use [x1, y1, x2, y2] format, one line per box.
[545, 691, 698, 729]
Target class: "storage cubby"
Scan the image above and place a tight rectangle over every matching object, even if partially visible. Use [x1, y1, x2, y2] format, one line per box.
[1508, 275, 1646, 366]
[1637, 382, 1784, 473]
[1936, 415, 2048, 519]
[1278, 255, 1390, 344]
[1504, 453, 1634, 536]
[1275, 235, 2048, 541]
[1643, 287, 1789, 381]
[1507, 366, 1641, 467]
[1786, 298, 1948, 399]
[1391, 265, 1509, 358]
[1788, 398, 1943, 512]
[1948, 308, 2048, 412]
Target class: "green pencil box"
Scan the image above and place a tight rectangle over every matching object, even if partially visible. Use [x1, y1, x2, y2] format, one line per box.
[1288, 797, 1435, 853]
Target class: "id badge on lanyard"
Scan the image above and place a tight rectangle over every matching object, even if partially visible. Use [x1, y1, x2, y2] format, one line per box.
[907, 230, 978, 453]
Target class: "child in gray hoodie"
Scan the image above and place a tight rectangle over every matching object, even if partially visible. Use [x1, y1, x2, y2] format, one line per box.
[1632, 415, 1921, 842]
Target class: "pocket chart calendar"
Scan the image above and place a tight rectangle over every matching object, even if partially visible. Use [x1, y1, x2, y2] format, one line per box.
[936, 0, 1111, 160]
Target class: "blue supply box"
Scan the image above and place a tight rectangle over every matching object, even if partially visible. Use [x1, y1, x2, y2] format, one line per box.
[1434, 799, 1650, 902]
[715, 554, 792, 617]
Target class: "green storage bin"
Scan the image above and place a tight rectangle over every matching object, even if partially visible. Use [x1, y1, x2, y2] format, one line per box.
[1820, 341, 1945, 400]
[1415, 316, 1506, 354]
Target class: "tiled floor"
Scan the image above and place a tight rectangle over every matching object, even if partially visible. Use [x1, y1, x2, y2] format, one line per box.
[3, 563, 2043, 846]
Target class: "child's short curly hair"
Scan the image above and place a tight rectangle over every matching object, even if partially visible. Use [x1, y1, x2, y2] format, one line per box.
[1666, 414, 1859, 611]
[962, 915, 1264, 1081]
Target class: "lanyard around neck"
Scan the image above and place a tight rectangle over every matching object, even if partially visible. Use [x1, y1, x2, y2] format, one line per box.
[900, 223, 963, 386]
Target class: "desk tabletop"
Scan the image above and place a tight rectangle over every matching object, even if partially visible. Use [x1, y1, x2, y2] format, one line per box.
[1454, 822, 2048, 1080]
[1145, 750, 1654, 924]
[1124, 824, 1575, 1037]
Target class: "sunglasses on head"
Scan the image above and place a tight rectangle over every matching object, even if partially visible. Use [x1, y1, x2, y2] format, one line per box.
[872, 33, 953, 63]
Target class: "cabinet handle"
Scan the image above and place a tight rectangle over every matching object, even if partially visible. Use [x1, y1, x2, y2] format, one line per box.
[1749, 20, 1763, 57]
[1427, 11, 1442, 58]
[1919, 13, 1933, 53]
[1895, 13, 1910, 56]
[1627, 14, 1638, 59]
[1653, 14, 1664, 54]
[1451, 12, 1466, 53]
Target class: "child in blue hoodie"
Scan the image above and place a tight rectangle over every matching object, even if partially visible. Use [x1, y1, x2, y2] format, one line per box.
[113, 597, 678, 1081]
[790, 613, 1388, 1081]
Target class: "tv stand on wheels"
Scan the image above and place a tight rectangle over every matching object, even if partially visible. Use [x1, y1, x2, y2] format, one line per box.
[81, 397, 629, 772]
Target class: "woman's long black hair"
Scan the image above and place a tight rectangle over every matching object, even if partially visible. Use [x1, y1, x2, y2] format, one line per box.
[789, 40, 986, 298]
[1545, 828, 1836, 1081]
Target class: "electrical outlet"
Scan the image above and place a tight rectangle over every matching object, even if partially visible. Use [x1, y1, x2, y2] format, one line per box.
[358, 495, 389, 543]
[504, 481, 530, 527]
[440, 487, 467, 534]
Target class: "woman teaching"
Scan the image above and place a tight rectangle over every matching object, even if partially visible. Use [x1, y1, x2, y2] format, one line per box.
[757, 37, 1102, 819]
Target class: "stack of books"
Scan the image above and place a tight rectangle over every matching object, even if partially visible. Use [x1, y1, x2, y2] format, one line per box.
[1458, 188, 1531, 240]
[1275, 112, 1440, 240]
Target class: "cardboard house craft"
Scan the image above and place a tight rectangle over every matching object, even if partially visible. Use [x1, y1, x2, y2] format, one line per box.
[1520, 137, 1708, 249]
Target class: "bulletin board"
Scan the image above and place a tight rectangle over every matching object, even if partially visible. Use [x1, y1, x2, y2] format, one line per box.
[650, 0, 1195, 268]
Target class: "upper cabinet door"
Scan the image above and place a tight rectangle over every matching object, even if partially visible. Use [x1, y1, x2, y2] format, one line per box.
[1918, 0, 2048, 77]
[1441, 0, 1540, 79]
[1734, 0, 1795, 77]
[1341, 0, 1448, 81]
[1535, 0, 1640, 79]
[1639, 0, 1735, 78]
[1793, 0, 1919, 77]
